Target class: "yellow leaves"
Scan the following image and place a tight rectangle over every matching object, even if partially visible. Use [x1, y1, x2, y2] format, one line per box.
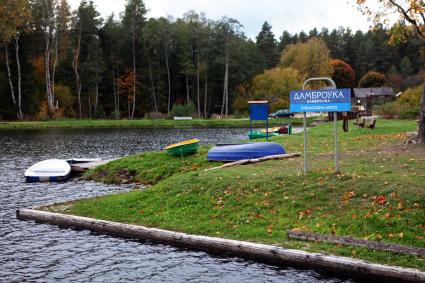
[388, 232, 404, 239]
[267, 224, 274, 235]
[342, 191, 356, 202]
[298, 208, 313, 220]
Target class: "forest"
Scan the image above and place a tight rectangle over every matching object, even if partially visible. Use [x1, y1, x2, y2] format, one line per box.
[0, 0, 424, 120]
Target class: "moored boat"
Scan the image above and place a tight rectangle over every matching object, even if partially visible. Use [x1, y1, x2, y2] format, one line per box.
[247, 131, 279, 139]
[207, 142, 286, 161]
[24, 159, 71, 183]
[165, 139, 200, 157]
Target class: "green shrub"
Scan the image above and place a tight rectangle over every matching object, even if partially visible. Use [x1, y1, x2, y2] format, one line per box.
[376, 102, 419, 119]
[358, 71, 386, 88]
[376, 102, 398, 118]
[398, 85, 422, 107]
[399, 107, 419, 119]
[169, 102, 196, 118]
[145, 111, 166, 119]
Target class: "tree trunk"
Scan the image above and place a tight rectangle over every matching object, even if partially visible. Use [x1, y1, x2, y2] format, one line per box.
[197, 43, 201, 118]
[117, 67, 120, 119]
[165, 44, 171, 113]
[186, 73, 190, 104]
[14, 38, 23, 120]
[44, 25, 52, 114]
[221, 50, 229, 117]
[88, 94, 92, 120]
[130, 21, 136, 120]
[94, 63, 99, 115]
[4, 45, 16, 106]
[52, 30, 58, 110]
[112, 66, 118, 119]
[72, 20, 83, 119]
[204, 64, 208, 118]
[416, 80, 425, 143]
[148, 62, 158, 116]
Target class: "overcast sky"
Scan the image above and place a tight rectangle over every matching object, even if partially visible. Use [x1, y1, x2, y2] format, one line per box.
[68, 0, 371, 39]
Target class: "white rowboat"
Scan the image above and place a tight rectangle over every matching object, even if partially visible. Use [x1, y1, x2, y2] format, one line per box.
[25, 159, 71, 183]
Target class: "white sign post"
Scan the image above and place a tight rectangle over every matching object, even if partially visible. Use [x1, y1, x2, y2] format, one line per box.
[291, 77, 351, 174]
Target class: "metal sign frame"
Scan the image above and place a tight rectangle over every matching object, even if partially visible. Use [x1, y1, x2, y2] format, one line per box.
[300, 77, 342, 174]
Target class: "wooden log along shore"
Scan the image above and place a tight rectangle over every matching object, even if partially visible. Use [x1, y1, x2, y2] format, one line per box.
[288, 230, 425, 258]
[205, 153, 301, 171]
[17, 208, 425, 283]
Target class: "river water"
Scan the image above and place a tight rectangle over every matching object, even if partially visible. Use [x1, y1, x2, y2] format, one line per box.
[0, 128, 355, 282]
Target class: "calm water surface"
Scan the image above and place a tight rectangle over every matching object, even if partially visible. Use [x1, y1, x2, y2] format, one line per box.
[0, 128, 356, 282]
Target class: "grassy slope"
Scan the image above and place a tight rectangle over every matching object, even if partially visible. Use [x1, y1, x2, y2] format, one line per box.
[0, 117, 309, 130]
[58, 119, 425, 270]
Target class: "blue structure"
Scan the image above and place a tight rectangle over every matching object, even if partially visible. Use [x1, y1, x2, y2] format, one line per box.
[249, 100, 269, 140]
[207, 142, 286, 162]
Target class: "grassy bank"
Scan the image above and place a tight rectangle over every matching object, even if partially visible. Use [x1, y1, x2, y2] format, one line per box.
[50, 119, 425, 270]
[0, 117, 309, 130]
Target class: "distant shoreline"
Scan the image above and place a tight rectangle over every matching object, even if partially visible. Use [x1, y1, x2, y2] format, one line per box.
[0, 118, 309, 130]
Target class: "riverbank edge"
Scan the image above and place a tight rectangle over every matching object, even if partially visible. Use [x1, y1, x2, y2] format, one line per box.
[0, 118, 311, 130]
[16, 207, 425, 283]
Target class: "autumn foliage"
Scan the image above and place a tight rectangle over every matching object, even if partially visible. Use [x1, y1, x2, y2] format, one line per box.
[331, 59, 355, 88]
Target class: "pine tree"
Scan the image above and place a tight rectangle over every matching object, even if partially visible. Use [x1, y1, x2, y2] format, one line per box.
[256, 21, 277, 68]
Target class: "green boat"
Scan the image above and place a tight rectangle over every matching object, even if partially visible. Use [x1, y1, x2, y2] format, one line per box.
[165, 139, 200, 157]
[247, 131, 279, 140]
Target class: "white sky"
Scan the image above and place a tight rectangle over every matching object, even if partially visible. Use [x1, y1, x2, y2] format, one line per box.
[68, 0, 372, 39]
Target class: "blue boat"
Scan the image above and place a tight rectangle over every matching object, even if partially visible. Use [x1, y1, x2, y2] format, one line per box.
[207, 142, 286, 162]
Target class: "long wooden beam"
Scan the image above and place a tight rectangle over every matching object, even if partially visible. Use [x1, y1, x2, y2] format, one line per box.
[16, 208, 425, 283]
[205, 153, 301, 171]
[288, 230, 425, 258]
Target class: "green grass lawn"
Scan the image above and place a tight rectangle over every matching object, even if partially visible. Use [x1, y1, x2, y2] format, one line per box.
[0, 117, 310, 130]
[49, 119, 425, 270]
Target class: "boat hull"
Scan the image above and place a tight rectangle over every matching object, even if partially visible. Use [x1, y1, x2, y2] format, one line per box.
[207, 142, 286, 161]
[165, 139, 200, 157]
[248, 131, 279, 139]
[25, 159, 71, 183]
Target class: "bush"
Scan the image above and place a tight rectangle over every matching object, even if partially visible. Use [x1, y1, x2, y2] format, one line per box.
[111, 110, 121, 120]
[376, 102, 419, 119]
[169, 102, 196, 118]
[93, 105, 106, 119]
[358, 71, 386, 88]
[145, 111, 166, 119]
[399, 107, 419, 119]
[398, 85, 422, 107]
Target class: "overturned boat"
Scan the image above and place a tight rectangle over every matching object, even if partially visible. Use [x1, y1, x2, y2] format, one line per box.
[207, 142, 286, 162]
[24, 159, 71, 183]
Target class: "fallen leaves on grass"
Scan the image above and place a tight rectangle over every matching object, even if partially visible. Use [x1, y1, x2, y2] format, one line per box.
[342, 191, 356, 202]
[373, 195, 387, 205]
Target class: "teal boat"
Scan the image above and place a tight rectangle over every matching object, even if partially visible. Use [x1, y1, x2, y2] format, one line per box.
[165, 139, 200, 157]
[248, 131, 279, 139]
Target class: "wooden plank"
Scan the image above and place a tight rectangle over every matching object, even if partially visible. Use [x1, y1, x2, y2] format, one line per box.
[16, 208, 425, 283]
[287, 230, 425, 258]
[70, 160, 112, 173]
[205, 153, 301, 171]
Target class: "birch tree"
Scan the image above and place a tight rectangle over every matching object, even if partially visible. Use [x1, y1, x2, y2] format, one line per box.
[0, 0, 31, 120]
[122, 0, 146, 120]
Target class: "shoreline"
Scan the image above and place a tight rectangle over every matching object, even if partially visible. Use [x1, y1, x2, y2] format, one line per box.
[16, 119, 425, 278]
[16, 207, 425, 283]
[0, 118, 310, 130]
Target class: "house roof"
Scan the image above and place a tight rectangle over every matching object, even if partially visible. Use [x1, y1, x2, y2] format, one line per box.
[353, 87, 394, 98]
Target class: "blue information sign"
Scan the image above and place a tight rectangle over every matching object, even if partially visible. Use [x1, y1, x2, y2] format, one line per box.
[290, 88, 351, 113]
[250, 103, 268, 120]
